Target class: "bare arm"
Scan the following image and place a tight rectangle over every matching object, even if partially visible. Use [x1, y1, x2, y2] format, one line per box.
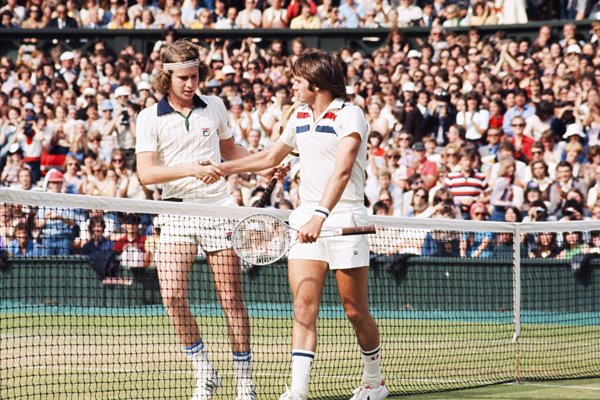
[220, 140, 292, 175]
[136, 151, 221, 186]
[219, 137, 251, 161]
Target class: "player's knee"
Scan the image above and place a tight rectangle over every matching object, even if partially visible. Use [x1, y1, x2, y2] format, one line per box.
[293, 296, 319, 324]
[218, 290, 245, 311]
[344, 305, 369, 327]
[162, 290, 187, 309]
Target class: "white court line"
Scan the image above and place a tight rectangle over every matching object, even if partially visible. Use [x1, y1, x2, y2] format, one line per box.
[505, 382, 600, 391]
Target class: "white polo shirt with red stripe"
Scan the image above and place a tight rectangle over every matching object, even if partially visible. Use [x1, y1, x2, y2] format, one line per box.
[279, 98, 368, 204]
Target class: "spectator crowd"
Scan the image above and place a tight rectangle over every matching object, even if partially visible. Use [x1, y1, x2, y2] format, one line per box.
[3, 0, 600, 30]
[1, 0, 600, 263]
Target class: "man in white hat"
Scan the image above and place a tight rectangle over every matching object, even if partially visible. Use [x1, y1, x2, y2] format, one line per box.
[406, 49, 422, 76]
[563, 123, 586, 143]
[136, 81, 153, 104]
[58, 51, 78, 87]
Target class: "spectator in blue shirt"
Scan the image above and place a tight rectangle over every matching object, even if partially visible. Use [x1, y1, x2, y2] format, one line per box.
[35, 170, 76, 256]
[338, 0, 364, 28]
[503, 89, 536, 136]
[460, 202, 494, 258]
[81, 215, 116, 279]
[7, 222, 41, 257]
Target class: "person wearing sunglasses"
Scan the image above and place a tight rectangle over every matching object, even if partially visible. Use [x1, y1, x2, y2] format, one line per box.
[508, 116, 534, 162]
[502, 89, 535, 137]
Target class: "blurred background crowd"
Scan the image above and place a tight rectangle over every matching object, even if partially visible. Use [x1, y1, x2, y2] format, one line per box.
[1, 0, 600, 29]
[1, 0, 600, 261]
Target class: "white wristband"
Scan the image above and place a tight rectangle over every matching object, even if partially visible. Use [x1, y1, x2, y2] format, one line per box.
[313, 206, 331, 220]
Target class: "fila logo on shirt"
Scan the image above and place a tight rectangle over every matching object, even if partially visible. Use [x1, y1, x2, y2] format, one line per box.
[201, 127, 210, 136]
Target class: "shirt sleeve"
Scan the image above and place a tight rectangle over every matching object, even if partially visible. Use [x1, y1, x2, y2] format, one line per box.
[135, 107, 158, 153]
[213, 97, 233, 141]
[279, 112, 298, 151]
[334, 105, 368, 140]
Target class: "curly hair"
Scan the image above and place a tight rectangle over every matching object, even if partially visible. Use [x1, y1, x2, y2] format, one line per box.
[154, 39, 210, 95]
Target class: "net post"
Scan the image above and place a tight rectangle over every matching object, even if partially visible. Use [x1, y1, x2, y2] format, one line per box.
[512, 224, 521, 383]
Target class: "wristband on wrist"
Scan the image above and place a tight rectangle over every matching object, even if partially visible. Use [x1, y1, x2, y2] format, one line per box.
[313, 206, 331, 220]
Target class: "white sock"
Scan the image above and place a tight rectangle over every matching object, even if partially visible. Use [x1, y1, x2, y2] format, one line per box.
[185, 338, 214, 376]
[233, 350, 253, 388]
[360, 346, 382, 387]
[290, 349, 314, 398]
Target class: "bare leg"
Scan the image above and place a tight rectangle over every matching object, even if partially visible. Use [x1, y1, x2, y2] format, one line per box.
[288, 259, 329, 352]
[156, 242, 199, 346]
[207, 248, 250, 353]
[334, 266, 380, 350]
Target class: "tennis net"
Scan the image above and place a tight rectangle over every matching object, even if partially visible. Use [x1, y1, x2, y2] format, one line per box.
[1, 188, 600, 399]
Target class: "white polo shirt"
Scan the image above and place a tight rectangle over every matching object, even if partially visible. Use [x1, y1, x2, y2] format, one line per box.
[136, 94, 231, 200]
[279, 98, 368, 204]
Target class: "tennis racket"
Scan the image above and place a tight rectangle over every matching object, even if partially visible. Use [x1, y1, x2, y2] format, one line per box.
[231, 213, 377, 266]
[255, 151, 298, 208]
[255, 101, 302, 208]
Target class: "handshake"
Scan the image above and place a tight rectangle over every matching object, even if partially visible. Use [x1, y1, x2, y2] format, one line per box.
[194, 160, 223, 185]
[193, 159, 290, 185]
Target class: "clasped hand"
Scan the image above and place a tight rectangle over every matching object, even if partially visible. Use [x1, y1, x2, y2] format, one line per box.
[194, 160, 223, 184]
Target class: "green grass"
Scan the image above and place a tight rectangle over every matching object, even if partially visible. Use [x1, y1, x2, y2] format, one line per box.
[393, 378, 600, 399]
[2, 313, 600, 399]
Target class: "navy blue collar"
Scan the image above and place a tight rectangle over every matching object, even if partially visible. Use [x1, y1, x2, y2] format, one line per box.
[157, 94, 207, 116]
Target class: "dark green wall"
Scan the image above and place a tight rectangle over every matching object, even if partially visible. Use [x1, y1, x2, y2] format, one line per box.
[2, 256, 598, 315]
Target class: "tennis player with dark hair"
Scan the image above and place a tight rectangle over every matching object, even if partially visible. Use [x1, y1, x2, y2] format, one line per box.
[221, 49, 388, 400]
[136, 39, 257, 400]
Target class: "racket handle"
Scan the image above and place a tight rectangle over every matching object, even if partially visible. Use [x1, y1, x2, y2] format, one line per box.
[256, 152, 298, 208]
[256, 178, 277, 208]
[335, 225, 377, 236]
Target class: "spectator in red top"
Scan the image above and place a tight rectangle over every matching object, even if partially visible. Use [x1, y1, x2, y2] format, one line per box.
[285, 0, 317, 26]
[408, 141, 438, 189]
[113, 213, 149, 268]
[488, 99, 504, 130]
[508, 116, 534, 162]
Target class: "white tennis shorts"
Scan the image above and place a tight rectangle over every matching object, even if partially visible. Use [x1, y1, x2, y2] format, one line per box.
[157, 196, 237, 253]
[287, 202, 370, 269]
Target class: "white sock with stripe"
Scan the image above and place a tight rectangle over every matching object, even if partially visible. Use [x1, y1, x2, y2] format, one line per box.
[184, 338, 214, 377]
[233, 350, 253, 389]
[360, 346, 382, 387]
[290, 349, 314, 399]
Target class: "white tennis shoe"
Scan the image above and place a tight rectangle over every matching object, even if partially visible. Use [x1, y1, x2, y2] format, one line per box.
[349, 381, 389, 400]
[236, 381, 257, 400]
[191, 369, 222, 400]
[278, 386, 306, 400]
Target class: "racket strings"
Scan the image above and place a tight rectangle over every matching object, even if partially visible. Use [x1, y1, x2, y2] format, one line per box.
[232, 215, 291, 265]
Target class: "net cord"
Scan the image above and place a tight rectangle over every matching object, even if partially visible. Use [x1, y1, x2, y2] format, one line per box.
[4, 188, 600, 234]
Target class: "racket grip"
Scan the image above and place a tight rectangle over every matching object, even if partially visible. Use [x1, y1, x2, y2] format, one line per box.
[256, 178, 277, 208]
[338, 225, 377, 236]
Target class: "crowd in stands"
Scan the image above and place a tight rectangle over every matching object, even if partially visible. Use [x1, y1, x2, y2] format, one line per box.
[1, 1, 600, 263]
[2, 0, 600, 30]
